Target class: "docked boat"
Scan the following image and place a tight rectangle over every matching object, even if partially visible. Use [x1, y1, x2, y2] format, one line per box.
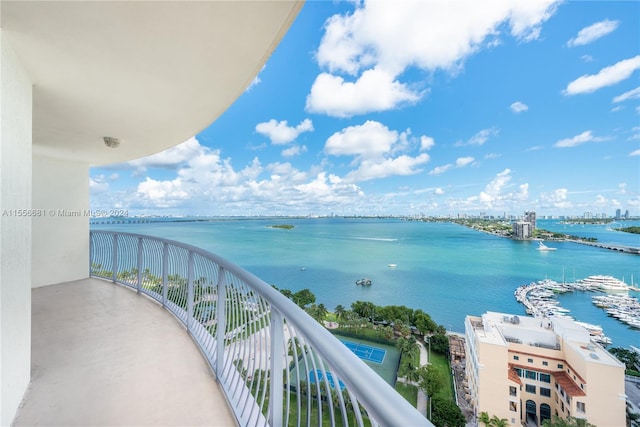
[536, 242, 557, 251]
[580, 275, 629, 292]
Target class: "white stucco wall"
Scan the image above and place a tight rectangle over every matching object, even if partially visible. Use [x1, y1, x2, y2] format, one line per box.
[0, 30, 33, 426]
[32, 155, 89, 287]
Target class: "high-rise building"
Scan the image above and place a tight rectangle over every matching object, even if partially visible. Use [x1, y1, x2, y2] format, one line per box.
[464, 312, 625, 427]
[524, 211, 536, 230]
[616, 209, 622, 220]
[512, 221, 531, 239]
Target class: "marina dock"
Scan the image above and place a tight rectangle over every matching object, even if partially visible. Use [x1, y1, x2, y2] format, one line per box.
[513, 275, 640, 346]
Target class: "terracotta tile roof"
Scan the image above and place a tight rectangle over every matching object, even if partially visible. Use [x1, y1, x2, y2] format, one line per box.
[553, 371, 586, 397]
[507, 365, 522, 385]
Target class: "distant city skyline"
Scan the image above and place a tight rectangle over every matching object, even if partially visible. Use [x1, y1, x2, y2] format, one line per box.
[90, 1, 640, 217]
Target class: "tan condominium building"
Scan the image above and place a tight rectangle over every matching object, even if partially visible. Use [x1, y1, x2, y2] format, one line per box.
[464, 312, 625, 427]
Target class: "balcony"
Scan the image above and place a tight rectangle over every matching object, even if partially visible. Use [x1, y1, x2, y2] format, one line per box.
[16, 231, 430, 427]
[14, 278, 235, 426]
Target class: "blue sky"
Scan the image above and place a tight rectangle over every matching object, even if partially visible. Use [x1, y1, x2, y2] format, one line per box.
[91, 0, 640, 217]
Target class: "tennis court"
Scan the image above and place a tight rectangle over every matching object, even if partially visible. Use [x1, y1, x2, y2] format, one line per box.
[308, 369, 345, 390]
[340, 339, 386, 364]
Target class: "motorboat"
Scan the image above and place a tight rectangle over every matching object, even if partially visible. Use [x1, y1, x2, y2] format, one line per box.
[537, 242, 557, 251]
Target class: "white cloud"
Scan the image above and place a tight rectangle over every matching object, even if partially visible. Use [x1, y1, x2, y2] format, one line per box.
[567, 19, 619, 47]
[554, 130, 608, 148]
[429, 164, 453, 176]
[309, 0, 559, 116]
[345, 154, 430, 182]
[457, 127, 499, 146]
[90, 175, 109, 193]
[484, 153, 500, 159]
[630, 149, 640, 157]
[458, 169, 530, 209]
[613, 86, 640, 103]
[325, 121, 430, 182]
[525, 145, 544, 152]
[456, 156, 475, 167]
[306, 69, 421, 117]
[434, 187, 445, 195]
[429, 156, 474, 175]
[325, 120, 398, 158]
[510, 101, 529, 113]
[539, 188, 572, 209]
[420, 136, 435, 151]
[246, 65, 266, 91]
[581, 54, 594, 63]
[128, 137, 203, 171]
[564, 55, 640, 95]
[281, 145, 308, 158]
[255, 118, 314, 145]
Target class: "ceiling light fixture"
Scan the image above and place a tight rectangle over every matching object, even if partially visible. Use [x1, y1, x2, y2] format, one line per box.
[103, 137, 120, 148]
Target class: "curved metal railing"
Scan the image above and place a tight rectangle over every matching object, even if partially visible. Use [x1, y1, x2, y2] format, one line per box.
[90, 231, 431, 427]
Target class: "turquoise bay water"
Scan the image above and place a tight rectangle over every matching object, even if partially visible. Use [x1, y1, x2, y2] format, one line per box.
[92, 218, 640, 348]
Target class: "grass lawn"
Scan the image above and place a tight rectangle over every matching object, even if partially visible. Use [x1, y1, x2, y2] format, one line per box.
[429, 351, 454, 401]
[395, 382, 418, 407]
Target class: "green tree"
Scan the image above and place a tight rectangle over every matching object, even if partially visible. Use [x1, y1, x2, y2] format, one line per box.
[491, 415, 509, 427]
[430, 333, 450, 353]
[478, 412, 491, 427]
[542, 416, 596, 427]
[418, 364, 444, 420]
[415, 312, 438, 335]
[609, 347, 640, 371]
[292, 288, 315, 308]
[431, 397, 465, 427]
[334, 304, 346, 322]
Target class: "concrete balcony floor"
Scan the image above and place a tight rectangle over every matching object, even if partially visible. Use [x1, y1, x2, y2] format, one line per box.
[13, 278, 236, 426]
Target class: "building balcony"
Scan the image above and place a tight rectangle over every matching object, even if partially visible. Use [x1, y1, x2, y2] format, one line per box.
[14, 278, 235, 426]
[14, 231, 430, 427]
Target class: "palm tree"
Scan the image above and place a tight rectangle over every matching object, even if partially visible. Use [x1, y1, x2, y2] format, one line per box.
[478, 412, 491, 427]
[491, 415, 509, 427]
[334, 304, 346, 323]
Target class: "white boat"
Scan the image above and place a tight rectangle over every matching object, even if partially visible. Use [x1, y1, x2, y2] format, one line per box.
[580, 275, 629, 292]
[536, 242, 557, 251]
[388, 264, 397, 268]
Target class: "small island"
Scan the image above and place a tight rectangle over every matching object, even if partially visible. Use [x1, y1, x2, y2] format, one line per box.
[269, 224, 294, 230]
[616, 226, 640, 234]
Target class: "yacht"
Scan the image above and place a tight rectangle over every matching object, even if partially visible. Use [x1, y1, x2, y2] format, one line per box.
[536, 242, 557, 251]
[580, 275, 629, 292]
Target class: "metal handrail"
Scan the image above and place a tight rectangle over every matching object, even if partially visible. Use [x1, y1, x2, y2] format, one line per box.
[90, 230, 431, 427]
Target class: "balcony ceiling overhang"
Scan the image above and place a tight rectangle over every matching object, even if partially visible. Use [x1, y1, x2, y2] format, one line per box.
[1, 1, 303, 165]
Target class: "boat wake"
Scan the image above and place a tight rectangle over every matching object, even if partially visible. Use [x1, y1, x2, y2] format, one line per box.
[353, 237, 398, 242]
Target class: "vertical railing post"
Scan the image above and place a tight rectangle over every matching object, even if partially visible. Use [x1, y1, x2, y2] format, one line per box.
[112, 234, 118, 283]
[269, 309, 284, 427]
[136, 237, 143, 293]
[187, 251, 194, 331]
[162, 243, 169, 307]
[215, 265, 227, 377]
[89, 231, 93, 276]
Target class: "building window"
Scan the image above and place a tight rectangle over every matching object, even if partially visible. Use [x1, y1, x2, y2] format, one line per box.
[513, 355, 519, 360]
[540, 387, 551, 397]
[542, 361, 548, 366]
[577, 402, 585, 413]
[509, 401, 517, 412]
[525, 384, 536, 394]
[528, 358, 533, 363]
[515, 368, 523, 377]
[525, 370, 536, 380]
[557, 364, 563, 369]
[539, 373, 551, 383]
[510, 386, 517, 396]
